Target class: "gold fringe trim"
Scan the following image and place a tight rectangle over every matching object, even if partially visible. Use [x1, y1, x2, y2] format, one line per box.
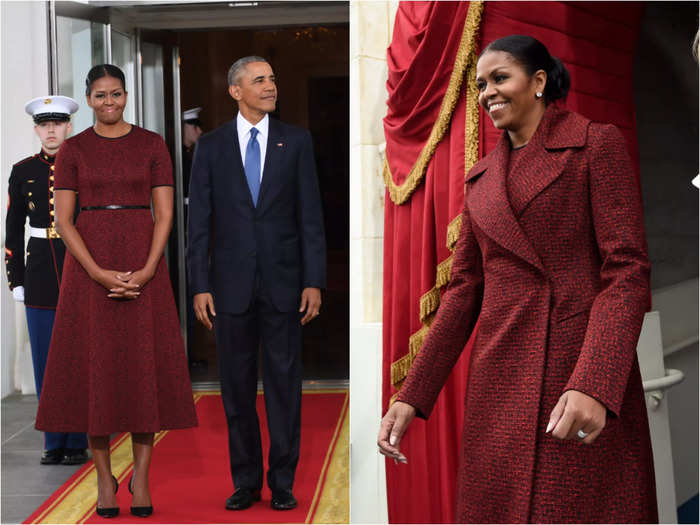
[446, 215, 462, 251]
[383, 0, 484, 206]
[419, 287, 441, 323]
[389, 1, 484, 392]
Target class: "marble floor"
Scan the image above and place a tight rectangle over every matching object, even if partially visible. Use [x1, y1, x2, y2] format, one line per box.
[1, 393, 86, 524]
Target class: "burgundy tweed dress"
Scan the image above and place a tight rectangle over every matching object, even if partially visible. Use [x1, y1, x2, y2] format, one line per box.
[35, 126, 197, 435]
[398, 105, 657, 523]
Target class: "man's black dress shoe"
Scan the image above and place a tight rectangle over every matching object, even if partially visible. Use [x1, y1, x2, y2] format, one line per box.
[271, 490, 297, 510]
[40, 448, 64, 465]
[225, 488, 261, 510]
[62, 448, 88, 465]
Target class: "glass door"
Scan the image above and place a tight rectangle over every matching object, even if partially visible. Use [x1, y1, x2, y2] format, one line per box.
[54, 15, 107, 133]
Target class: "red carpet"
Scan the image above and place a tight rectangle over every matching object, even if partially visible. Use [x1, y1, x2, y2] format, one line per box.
[24, 391, 348, 524]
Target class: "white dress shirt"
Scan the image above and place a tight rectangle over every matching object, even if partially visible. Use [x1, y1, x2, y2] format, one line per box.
[237, 112, 269, 182]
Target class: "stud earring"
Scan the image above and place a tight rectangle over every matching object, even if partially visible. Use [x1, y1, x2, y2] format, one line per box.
[536, 92, 543, 99]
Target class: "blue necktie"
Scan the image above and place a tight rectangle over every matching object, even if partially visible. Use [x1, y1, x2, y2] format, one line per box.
[244, 127, 261, 206]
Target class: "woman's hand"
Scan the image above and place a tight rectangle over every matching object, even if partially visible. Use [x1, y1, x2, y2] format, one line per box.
[92, 269, 141, 299]
[547, 389, 607, 445]
[377, 401, 416, 463]
[108, 268, 155, 299]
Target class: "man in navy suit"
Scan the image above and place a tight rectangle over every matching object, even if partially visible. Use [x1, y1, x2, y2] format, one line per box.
[187, 56, 326, 511]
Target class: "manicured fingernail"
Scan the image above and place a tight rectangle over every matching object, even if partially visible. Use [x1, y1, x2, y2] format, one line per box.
[546, 421, 554, 433]
[389, 435, 397, 446]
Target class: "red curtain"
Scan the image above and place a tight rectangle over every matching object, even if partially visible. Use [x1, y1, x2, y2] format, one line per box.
[382, 2, 643, 523]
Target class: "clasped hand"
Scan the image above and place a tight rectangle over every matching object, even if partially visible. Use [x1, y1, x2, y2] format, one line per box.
[94, 268, 153, 300]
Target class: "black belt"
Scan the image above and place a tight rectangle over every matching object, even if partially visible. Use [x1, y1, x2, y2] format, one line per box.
[81, 205, 150, 211]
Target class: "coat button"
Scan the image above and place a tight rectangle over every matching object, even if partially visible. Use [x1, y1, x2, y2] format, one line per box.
[49, 210, 54, 216]
[50, 198, 54, 204]
[50, 175, 54, 181]
[28, 192, 32, 197]
[50, 165, 55, 171]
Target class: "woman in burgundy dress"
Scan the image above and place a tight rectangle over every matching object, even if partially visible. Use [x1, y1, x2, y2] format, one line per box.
[35, 64, 197, 518]
[378, 36, 657, 522]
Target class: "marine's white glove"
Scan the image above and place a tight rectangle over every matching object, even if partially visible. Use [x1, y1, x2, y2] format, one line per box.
[12, 286, 24, 302]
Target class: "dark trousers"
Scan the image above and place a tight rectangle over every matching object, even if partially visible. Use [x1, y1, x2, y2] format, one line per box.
[214, 276, 302, 493]
[26, 307, 88, 451]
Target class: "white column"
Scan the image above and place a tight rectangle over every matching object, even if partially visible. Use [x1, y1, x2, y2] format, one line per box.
[1, 0, 50, 397]
[349, 2, 398, 523]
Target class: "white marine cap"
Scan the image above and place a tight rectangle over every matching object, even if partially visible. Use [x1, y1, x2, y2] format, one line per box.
[183, 107, 202, 122]
[25, 95, 79, 123]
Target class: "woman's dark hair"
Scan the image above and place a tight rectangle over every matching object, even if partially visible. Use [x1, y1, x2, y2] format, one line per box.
[85, 64, 126, 95]
[481, 35, 570, 103]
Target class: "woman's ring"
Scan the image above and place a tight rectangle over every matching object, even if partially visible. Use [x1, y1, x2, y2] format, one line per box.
[577, 429, 589, 439]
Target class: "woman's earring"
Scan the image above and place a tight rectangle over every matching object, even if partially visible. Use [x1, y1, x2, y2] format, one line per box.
[536, 92, 543, 99]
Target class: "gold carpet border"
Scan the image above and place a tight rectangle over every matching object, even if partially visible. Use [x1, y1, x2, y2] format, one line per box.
[383, 0, 484, 206]
[308, 393, 349, 524]
[389, 2, 483, 392]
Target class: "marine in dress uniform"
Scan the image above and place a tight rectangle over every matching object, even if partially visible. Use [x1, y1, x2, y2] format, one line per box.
[5, 96, 88, 465]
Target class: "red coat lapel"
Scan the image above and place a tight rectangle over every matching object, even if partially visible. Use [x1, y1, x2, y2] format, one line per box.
[465, 105, 590, 274]
[466, 133, 544, 273]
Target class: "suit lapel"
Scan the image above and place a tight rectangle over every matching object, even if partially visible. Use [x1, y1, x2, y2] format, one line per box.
[467, 134, 544, 273]
[257, 118, 284, 212]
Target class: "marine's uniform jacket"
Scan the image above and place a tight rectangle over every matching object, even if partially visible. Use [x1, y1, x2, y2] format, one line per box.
[5, 151, 67, 308]
[398, 105, 657, 523]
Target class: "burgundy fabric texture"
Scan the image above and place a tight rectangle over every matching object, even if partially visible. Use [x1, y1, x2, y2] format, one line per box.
[397, 105, 656, 523]
[35, 126, 198, 435]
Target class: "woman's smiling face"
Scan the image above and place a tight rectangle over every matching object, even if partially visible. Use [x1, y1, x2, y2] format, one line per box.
[475, 50, 546, 133]
[86, 75, 127, 125]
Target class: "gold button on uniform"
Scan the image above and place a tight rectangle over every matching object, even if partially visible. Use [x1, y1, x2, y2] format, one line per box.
[50, 165, 55, 171]
[28, 192, 32, 197]
[50, 198, 54, 204]
[49, 210, 54, 216]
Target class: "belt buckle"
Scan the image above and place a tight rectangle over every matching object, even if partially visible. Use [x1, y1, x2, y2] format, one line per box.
[46, 227, 60, 239]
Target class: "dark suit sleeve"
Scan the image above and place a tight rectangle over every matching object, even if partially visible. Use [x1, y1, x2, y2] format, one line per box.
[5, 167, 26, 290]
[296, 130, 326, 289]
[187, 139, 212, 294]
[564, 124, 651, 417]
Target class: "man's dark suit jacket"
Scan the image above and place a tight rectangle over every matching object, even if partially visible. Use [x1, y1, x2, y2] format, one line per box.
[187, 117, 326, 314]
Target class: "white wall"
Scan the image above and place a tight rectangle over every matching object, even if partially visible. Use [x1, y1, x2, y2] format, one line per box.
[349, 2, 398, 523]
[1, 1, 50, 398]
[651, 278, 699, 507]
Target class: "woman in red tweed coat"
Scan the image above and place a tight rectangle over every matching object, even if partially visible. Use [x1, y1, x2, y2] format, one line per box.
[378, 35, 657, 523]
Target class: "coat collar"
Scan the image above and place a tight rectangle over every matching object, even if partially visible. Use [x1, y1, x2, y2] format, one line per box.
[466, 104, 589, 183]
[465, 104, 591, 273]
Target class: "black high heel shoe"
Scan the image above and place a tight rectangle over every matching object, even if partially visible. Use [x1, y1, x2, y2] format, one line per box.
[129, 475, 154, 517]
[95, 474, 119, 518]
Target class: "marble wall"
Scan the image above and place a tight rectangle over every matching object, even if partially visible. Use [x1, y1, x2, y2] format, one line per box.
[1, 1, 50, 397]
[349, 1, 397, 523]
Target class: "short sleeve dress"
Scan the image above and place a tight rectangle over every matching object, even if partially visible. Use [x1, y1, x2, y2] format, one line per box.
[35, 126, 198, 435]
